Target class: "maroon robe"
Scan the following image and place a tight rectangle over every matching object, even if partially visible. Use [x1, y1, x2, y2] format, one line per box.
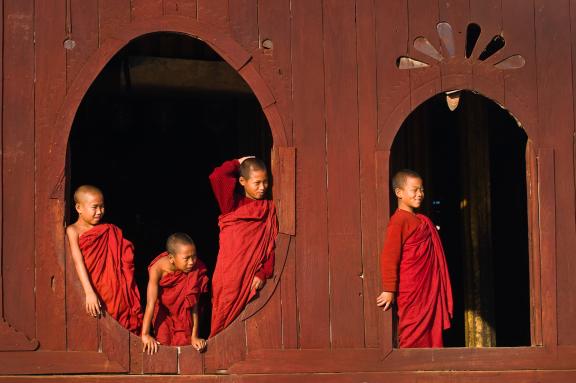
[79, 223, 142, 333]
[395, 214, 453, 347]
[149, 253, 209, 346]
[209, 200, 278, 337]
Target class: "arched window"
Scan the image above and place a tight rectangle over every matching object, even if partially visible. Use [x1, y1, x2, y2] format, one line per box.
[390, 90, 530, 347]
[67, 32, 273, 337]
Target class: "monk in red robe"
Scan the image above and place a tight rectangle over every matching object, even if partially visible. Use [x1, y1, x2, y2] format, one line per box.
[209, 157, 278, 337]
[66, 185, 142, 334]
[141, 233, 209, 354]
[377, 170, 453, 348]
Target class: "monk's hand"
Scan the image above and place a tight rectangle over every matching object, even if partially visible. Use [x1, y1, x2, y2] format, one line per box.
[142, 334, 160, 355]
[376, 291, 395, 312]
[251, 276, 264, 291]
[238, 156, 256, 164]
[85, 291, 101, 317]
[191, 336, 207, 352]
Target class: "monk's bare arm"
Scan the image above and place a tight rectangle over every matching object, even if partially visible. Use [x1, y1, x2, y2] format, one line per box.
[66, 225, 101, 317]
[190, 304, 206, 352]
[141, 265, 161, 354]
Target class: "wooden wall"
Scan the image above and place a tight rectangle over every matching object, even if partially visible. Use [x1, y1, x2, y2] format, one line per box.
[1, 0, 576, 381]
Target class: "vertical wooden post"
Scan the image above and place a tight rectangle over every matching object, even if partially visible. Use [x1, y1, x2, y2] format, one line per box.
[459, 93, 496, 347]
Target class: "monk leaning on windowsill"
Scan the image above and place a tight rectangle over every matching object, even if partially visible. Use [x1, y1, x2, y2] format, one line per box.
[66, 185, 143, 334]
[377, 170, 453, 348]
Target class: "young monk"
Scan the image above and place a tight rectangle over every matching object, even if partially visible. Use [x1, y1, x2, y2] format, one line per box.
[209, 156, 278, 337]
[66, 185, 142, 333]
[377, 170, 453, 348]
[141, 233, 209, 354]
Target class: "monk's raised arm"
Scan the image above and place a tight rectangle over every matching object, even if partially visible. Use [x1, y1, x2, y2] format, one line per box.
[66, 225, 101, 317]
[208, 159, 241, 214]
[190, 304, 206, 352]
[141, 265, 161, 355]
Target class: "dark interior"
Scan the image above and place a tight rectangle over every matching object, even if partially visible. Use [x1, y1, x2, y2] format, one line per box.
[390, 90, 531, 347]
[67, 33, 273, 337]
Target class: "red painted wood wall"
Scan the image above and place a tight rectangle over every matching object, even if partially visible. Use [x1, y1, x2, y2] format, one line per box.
[1, 0, 576, 381]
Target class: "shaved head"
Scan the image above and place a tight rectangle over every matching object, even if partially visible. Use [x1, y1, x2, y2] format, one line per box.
[239, 157, 267, 180]
[392, 169, 422, 191]
[74, 185, 104, 204]
[166, 232, 195, 256]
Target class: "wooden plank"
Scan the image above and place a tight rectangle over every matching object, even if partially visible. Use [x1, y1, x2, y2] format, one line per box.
[0, 351, 125, 375]
[131, 0, 163, 21]
[33, 0, 68, 351]
[245, 282, 282, 351]
[272, 147, 295, 235]
[67, 0, 99, 87]
[204, 318, 246, 372]
[100, 316, 130, 372]
[257, 0, 294, 143]
[291, 0, 330, 349]
[438, 0, 472, 92]
[0, 0, 4, 321]
[129, 332, 144, 374]
[323, 0, 364, 349]
[407, 0, 441, 109]
[164, 0, 198, 18]
[375, 0, 410, 149]
[142, 344, 179, 374]
[526, 141, 543, 346]
[3, 371, 576, 383]
[228, 0, 258, 52]
[280, 237, 298, 348]
[65, 236, 99, 351]
[470, 0, 504, 104]
[3, 0, 36, 340]
[197, 0, 228, 33]
[537, 149, 558, 349]
[99, 0, 131, 42]
[179, 345, 204, 375]
[375, 150, 393, 354]
[501, 0, 538, 140]
[356, 0, 380, 348]
[535, 0, 576, 346]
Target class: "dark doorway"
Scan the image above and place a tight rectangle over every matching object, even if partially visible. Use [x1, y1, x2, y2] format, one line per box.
[67, 33, 273, 337]
[390, 90, 530, 347]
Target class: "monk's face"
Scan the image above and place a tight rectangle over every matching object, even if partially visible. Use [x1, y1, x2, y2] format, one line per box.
[75, 192, 105, 225]
[171, 243, 198, 273]
[239, 169, 269, 200]
[395, 176, 424, 211]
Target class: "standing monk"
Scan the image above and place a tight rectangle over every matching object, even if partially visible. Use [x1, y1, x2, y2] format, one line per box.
[209, 157, 278, 337]
[66, 185, 142, 333]
[377, 170, 453, 348]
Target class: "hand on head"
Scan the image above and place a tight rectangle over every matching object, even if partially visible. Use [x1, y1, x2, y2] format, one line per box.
[238, 156, 256, 164]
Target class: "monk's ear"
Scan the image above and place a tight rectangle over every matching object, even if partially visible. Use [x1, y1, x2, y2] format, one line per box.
[75, 203, 82, 214]
[168, 254, 175, 264]
[394, 187, 403, 199]
[239, 176, 247, 187]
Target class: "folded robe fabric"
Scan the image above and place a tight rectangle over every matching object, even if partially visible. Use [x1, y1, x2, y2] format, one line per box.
[149, 253, 209, 346]
[396, 214, 453, 348]
[79, 223, 143, 333]
[210, 200, 278, 337]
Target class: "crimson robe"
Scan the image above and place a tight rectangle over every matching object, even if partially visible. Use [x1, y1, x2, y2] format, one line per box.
[79, 223, 142, 333]
[396, 214, 453, 348]
[150, 253, 209, 346]
[210, 200, 278, 337]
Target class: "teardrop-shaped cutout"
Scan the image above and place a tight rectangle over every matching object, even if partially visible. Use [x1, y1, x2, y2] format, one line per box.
[494, 54, 525, 70]
[396, 56, 430, 69]
[437, 22, 456, 58]
[478, 35, 505, 61]
[413, 37, 443, 61]
[466, 23, 481, 58]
